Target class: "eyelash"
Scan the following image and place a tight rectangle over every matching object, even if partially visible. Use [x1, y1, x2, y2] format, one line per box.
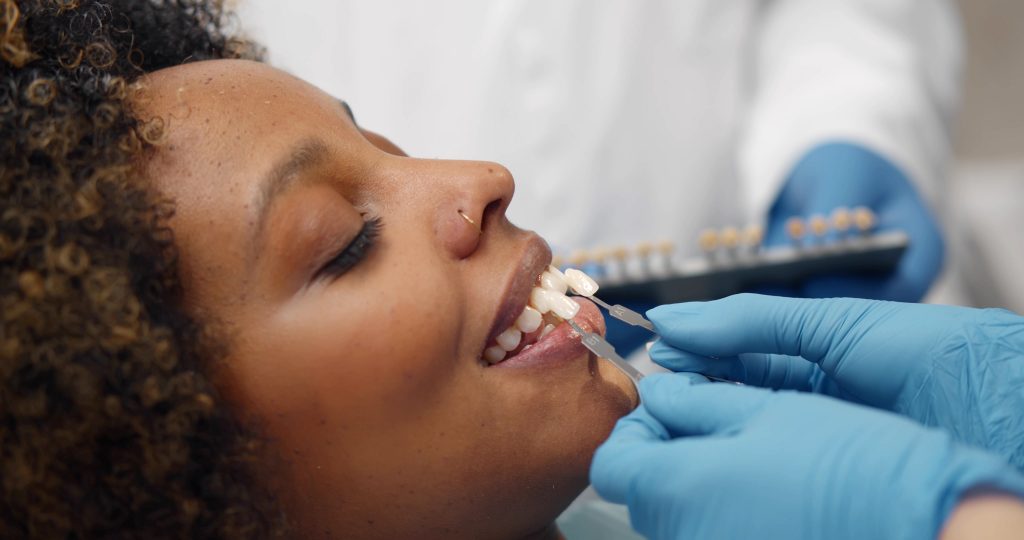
[317, 216, 383, 280]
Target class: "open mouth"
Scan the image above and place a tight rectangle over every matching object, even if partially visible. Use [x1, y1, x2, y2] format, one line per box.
[482, 265, 598, 365]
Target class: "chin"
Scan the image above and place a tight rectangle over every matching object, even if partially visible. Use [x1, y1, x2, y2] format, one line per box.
[467, 356, 636, 538]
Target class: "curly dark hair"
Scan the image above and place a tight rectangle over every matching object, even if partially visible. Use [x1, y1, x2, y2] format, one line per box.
[0, 1, 285, 537]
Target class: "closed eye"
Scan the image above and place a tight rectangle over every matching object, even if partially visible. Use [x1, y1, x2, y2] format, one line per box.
[316, 216, 382, 281]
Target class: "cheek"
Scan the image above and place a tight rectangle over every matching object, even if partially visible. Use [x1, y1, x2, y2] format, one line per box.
[232, 275, 464, 428]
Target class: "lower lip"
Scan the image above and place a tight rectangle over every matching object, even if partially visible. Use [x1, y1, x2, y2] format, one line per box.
[490, 298, 605, 370]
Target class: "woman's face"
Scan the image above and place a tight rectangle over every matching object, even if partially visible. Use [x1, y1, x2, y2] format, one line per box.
[138, 60, 637, 539]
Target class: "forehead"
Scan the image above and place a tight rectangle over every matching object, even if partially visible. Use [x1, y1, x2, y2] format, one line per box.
[136, 59, 364, 212]
[138, 59, 351, 155]
[135, 60, 363, 295]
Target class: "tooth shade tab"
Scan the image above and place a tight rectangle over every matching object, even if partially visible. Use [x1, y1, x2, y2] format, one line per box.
[496, 327, 522, 351]
[698, 229, 719, 252]
[484, 346, 506, 364]
[546, 291, 581, 320]
[809, 215, 829, 237]
[720, 227, 740, 249]
[540, 270, 568, 294]
[786, 217, 806, 240]
[564, 268, 599, 297]
[530, 287, 555, 313]
[853, 207, 876, 232]
[515, 306, 543, 333]
[744, 224, 765, 247]
[832, 207, 852, 231]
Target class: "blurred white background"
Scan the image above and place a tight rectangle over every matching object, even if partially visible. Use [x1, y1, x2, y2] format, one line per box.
[237, 0, 1023, 312]
[938, 0, 1024, 312]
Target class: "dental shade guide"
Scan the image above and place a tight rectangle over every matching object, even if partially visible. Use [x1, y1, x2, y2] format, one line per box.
[567, 319, 644, 391]
[568, 318, 739, 390]
[562, 268, 742, 388]
[588, 295, 657, 333]
[562, 268, 658, 333]
[556, 208, 908, 305]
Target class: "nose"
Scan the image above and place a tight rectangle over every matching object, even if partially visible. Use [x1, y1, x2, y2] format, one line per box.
[430, 161, 515, 259]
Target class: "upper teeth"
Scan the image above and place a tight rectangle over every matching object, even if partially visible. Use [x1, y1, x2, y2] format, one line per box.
[484, 265, 593, 364]
[496, 327, 522, 351]
[530, 287, 555, 314]
[515, 306, 543, 333]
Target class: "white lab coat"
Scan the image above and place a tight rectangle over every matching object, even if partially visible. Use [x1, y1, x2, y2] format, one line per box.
[239, 0, 962, 258]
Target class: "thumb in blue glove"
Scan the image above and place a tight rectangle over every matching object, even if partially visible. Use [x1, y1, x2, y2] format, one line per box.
[647, 294, 1024, 469]
[591, 373, 1024, 540]
[765, 142, 944, 301]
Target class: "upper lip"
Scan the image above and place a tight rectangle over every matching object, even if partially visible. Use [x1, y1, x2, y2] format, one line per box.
[484, 233, 552, 354]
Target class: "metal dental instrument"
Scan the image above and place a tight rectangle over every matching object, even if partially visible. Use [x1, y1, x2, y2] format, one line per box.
[563, 268, 738, 386]
[596, 299, 739, 384]
[561, 268, 658, 333]
[567, 319, 644, 392]
[587, 295, 657, 333]
[569, 318, 741, 388]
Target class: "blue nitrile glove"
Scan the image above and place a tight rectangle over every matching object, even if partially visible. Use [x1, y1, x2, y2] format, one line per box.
[647, 294, 1024, 469]
[591, 374, 1024, 540]
[765, 142, 944, 301]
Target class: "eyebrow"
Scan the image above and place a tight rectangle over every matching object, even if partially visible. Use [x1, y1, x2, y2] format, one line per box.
[249, 137, 331, 260]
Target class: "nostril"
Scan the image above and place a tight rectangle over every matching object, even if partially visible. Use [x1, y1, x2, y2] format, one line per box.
[480, 198, 505, 233]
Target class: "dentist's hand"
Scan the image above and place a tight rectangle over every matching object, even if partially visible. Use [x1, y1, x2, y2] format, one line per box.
[766, 142, 944, 301]
[591, 374, 1024, 540]
[647, 294, 1024, 468]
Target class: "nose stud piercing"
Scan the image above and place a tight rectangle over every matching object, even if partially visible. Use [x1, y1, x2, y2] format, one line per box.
[458, 210, 482, 235]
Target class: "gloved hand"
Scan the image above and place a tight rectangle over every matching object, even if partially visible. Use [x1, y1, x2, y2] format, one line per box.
[647, 294, 1024, 469]
[591, 374, 1024, 540]
[765, 142, 944, 302]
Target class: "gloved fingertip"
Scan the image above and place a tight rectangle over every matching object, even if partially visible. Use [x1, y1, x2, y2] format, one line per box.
[748, 284, 799, 298]
[647, 340, 679, 360]
[646, 303, 704, 322]
[649, 353, 712, 373]
[607, 404, 669, 442]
